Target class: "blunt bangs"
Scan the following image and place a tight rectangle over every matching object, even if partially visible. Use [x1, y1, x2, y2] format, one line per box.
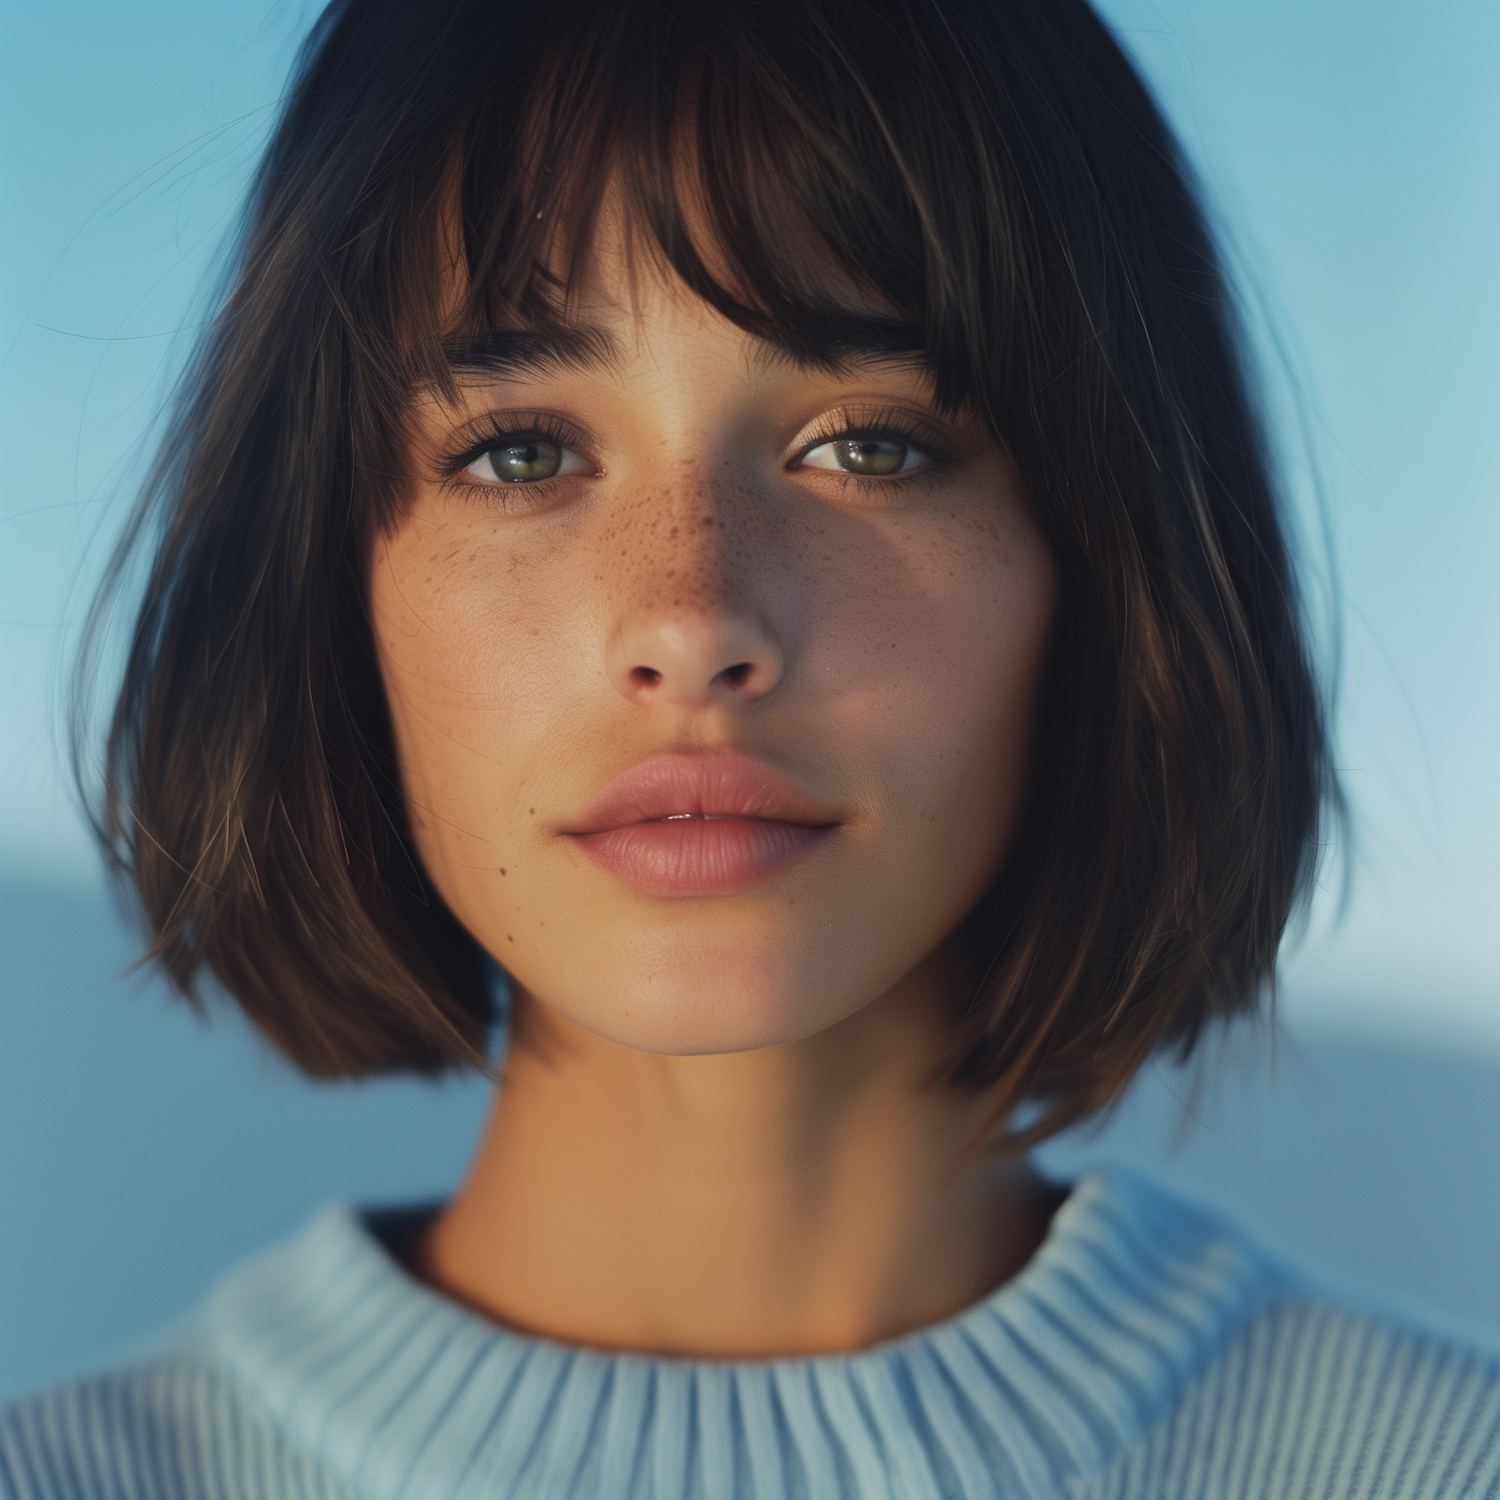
[384, 0, 1172, 444]
[82, 0, 1332, 1140]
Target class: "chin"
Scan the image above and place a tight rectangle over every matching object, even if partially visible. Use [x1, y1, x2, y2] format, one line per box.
[539, 927, 866, 1056]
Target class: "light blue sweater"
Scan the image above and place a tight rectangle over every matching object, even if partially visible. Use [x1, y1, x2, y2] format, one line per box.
[3, 1172, 1497, 1499]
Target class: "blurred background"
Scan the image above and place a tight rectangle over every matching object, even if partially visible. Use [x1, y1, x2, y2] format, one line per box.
[2, 0, 1496, 1401]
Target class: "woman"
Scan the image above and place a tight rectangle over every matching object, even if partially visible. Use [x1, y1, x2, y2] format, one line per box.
[3, 0, 1496, 1495]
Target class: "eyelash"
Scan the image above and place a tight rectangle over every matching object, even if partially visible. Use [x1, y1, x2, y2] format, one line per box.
[435, 406, 953, 499]
[790, 407, 952, 487]
[438, 412, 588, 486]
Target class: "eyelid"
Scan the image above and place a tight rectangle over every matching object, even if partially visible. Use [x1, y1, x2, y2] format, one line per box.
[788, 406, 953, 467]
[436, 410, 597, 482]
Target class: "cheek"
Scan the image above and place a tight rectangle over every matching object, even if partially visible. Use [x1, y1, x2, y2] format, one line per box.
[368, 518, 569, 877]
[812, 510, 1057, 939]
[823, 513, 1055, 812]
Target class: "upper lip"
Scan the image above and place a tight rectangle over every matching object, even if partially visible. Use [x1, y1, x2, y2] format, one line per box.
[566, 752, 840, 834]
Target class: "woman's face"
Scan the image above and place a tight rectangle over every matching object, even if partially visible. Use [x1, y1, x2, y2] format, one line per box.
[373, 235, 1057, 1055]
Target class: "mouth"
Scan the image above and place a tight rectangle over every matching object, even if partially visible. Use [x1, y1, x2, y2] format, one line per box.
[564, 752, 840, 897]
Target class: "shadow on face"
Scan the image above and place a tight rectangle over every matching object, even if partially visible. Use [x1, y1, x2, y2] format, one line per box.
[372, 214, 1057, 1059]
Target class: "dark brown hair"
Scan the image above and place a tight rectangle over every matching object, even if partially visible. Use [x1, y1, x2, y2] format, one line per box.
[80, 0, 1333, 1140]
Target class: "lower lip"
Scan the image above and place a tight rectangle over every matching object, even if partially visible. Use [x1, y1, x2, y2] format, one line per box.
[568, 817, 835, 897]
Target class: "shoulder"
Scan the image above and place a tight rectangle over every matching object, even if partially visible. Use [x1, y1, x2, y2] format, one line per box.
[0, 1351, 356, 1500]
[1084, 1279, 1500, 1499]
[0, 1204, 422, 1500]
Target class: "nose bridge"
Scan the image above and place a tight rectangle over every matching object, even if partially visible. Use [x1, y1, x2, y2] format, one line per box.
[605, 460, 784, 708]
[660, 515, 728, 615]
[622, 455, 758, 614]
[654, 449, 748, 588]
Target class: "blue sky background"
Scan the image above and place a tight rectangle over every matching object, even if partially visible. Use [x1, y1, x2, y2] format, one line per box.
[3, 0, 1498, 1049]
[3, 0, 1500, 1403]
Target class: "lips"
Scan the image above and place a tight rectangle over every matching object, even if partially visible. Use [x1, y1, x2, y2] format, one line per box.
[565, 752, 839, 896]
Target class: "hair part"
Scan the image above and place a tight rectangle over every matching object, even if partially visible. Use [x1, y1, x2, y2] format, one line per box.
[79, 0, 1334, 1139]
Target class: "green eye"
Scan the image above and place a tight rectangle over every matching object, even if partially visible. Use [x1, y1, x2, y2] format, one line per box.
[837, 438, 906, 475]
[801, 436, 920, 476]
[467, 440, 563, 483]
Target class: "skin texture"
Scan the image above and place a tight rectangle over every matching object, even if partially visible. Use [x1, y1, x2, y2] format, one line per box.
[372, 228, 1062, 1356]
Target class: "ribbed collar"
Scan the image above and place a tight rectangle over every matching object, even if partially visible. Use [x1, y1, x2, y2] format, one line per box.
[190, 1172, 1282, 1500]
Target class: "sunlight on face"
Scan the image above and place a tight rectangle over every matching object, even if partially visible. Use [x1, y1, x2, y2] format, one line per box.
[371, 234, 1057, 1055]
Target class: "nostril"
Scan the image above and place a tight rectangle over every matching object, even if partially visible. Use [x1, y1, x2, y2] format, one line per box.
[610, 626, 781, 706]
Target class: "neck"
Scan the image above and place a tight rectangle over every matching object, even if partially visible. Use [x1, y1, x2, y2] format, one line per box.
[413, 964, 1055, 1358]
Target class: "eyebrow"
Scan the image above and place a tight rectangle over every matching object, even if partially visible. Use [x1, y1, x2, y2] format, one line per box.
[745, 316, 930, 377]
[441, 315, 930, 383]
[442, 325, 622, 381]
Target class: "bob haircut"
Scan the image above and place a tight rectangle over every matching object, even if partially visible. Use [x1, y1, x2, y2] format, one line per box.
[84, 0, 1331, 1142]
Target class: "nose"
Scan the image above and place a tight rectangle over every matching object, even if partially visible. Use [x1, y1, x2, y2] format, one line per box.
[608, 611, 783, 707]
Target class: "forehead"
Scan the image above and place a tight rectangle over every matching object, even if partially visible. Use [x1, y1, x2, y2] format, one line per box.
[442, 210, 933, 391]
[440, 321, 936, 392]
[433, 148, 939, 391]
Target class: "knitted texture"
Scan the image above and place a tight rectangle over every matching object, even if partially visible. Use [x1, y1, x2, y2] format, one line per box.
[4, 1173, 1498, 1499]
